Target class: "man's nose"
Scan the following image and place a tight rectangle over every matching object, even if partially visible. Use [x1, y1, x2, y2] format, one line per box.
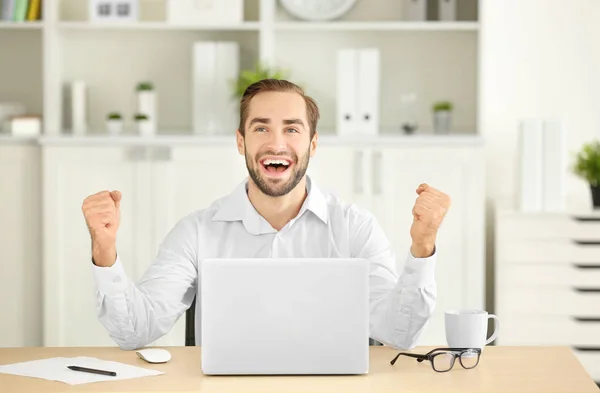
[266, 129, 287, 151]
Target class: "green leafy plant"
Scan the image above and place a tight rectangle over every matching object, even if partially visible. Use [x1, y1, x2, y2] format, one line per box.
[233, 63, 289, 98]
[136, 82, 154, 91]
[134, 114, 149, 121]
[573, 141, 600, 186]
[432, 101, 453, 112]
[107, 112, 122, 120]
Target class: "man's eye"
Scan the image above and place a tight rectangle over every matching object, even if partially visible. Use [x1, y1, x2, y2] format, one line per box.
[255, 127, 267, 132]
[286, 128, 298, 133]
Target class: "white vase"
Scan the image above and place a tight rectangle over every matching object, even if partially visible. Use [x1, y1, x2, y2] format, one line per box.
[433, 110, 452, 134]
[106, 119, 123, 135]
[137, 120, 154, 136]
[71, 81, 87, 135]
[137, 90, 157, 133]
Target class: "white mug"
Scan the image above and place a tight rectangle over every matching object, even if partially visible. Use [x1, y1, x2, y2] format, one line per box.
[445, 309, 499, 349]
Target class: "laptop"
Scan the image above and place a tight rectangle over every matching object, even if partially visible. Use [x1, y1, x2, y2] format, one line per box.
[200, 258, 370, 375]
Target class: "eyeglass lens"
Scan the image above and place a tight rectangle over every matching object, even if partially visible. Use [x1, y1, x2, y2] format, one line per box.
[432, 352, 456, 372]
[459, 349, 480, 369]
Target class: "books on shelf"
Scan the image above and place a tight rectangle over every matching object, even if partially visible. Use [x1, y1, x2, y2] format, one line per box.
[0, 0, 41, 21]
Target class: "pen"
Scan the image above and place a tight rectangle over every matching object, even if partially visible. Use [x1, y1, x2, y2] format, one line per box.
[67, 365, 117, 377]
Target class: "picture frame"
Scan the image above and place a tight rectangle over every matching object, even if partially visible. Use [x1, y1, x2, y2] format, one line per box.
[89, 0, 138, 23]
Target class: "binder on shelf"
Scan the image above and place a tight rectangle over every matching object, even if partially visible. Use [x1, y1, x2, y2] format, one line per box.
[13, 0, 28, 22]
[2, 0, 15, 21]
[357, 48, 380, 137]
[27, 0, 41, 21]
[404, 0, 427, 21]
[215, 43, 239, 133]
[518, 120, 544, 212]
[438, 0, 456, 21]
[542, 119, 566, 212]
[192, 42, 239, 135]
[336, 48, 359, 136]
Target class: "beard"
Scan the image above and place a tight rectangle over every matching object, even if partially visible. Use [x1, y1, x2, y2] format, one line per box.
[245, 145, 310, 197]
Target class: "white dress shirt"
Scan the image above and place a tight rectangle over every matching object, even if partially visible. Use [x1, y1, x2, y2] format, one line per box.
[93, 176, 437, 350]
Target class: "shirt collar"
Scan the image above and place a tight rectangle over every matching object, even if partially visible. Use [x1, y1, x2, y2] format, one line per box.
[212, 175, 329, 234]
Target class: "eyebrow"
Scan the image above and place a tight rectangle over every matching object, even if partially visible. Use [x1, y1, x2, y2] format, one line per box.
[249, 117, 270, 126]
[283, 118, 305, 128]
[248, 117, 305, 128]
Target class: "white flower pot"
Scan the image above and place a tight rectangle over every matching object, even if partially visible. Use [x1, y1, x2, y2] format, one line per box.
[433, 110, 452, 134]
[106, 119, 123, 135]
[137, 119, 154, 136]
[137, 91, 157, 133]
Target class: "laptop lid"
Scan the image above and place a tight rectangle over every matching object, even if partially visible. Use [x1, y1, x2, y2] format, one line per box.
[200, 258, 370, 375]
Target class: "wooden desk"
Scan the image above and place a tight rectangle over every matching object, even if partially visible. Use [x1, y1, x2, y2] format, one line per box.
[0, 346, 597, 393]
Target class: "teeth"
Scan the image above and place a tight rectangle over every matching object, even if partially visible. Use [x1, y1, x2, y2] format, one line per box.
[263, 159, 290, 166]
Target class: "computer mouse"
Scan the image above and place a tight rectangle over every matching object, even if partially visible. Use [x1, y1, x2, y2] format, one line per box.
[135, 348, 172, 364]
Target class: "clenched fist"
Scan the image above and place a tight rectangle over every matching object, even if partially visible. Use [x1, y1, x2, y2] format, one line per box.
[81, 190, 122, 267]
[410, 183, 451, 258]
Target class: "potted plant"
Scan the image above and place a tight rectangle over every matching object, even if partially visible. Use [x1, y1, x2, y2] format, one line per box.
[106, 112, 123, 135]
[233, 63, 289, 98]
[136, 81, 157, 133]
[432, 101, 453, 134]
[134, 113, 153, 136]
[573, 141, 600, 208]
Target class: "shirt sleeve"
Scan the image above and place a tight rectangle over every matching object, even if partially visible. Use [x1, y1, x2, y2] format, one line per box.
[349, 208, 437, 350]
[92, 215, 199, 350]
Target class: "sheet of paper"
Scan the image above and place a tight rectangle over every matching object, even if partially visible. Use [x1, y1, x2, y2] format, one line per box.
[0, 356, 164, 385]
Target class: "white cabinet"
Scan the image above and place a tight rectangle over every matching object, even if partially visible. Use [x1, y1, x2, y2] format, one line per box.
[307, 147, 367, 207]
[42, 144, 248, 347]
[41, 139, 485, 349]
[311, 143, 485, 346]
[495, 209, 600, 382]
[43, 146, 145, 347]
[377, 147, 485, 345]
[0, 144, 41, 347]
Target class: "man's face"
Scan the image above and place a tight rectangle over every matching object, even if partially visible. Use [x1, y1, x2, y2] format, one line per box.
[237, 91, 317, 197]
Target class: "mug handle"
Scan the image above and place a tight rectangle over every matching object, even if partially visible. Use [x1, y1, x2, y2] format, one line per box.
[485, 314, 500, 345]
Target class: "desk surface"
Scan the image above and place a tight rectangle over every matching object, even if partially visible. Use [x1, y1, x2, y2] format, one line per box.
[0, 346, 597, 393]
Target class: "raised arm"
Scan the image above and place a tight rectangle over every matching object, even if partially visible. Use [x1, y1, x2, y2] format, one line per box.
[82, 191, 198, 350]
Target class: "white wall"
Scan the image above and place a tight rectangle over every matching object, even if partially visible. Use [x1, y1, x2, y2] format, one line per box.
[480, 0, 600, 309]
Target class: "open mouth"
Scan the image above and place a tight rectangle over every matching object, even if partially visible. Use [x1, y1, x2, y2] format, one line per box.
[260, 157, 293, 177]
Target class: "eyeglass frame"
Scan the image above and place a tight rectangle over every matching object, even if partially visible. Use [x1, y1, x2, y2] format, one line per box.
[389, 347, 482, 372]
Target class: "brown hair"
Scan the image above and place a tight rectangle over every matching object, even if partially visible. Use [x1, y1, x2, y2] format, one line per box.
[238, 79, 320, 139]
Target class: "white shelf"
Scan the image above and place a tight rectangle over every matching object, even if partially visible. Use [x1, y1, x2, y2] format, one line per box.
[0, 21, 44, 30]
[57, 21, 261, 31]
[0, 134, 40, 144]
[274, 21, 479, 32]
[36, 133, 484, 147]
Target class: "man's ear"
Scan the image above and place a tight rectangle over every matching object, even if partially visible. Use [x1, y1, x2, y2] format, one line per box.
[309, 132, 318, 158]
[236, 129, 245, 155]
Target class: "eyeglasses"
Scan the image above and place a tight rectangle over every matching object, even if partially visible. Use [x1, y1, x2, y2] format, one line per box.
[390, 347, 481, 372]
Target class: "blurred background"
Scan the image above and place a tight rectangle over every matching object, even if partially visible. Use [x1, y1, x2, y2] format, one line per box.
[0, 0, 599, 385]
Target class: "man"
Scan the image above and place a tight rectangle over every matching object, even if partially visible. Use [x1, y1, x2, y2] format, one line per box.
[82, 79, 450, 351]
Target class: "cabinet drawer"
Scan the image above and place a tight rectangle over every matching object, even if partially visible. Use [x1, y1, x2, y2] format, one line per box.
[574, 351, 600, 381]
[498, 215, 600, 241]
[497, 288, 600, 316]
[500, 240, 600, 264]
[497, 316, 600, 346]
[499, 264, 600, 287]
